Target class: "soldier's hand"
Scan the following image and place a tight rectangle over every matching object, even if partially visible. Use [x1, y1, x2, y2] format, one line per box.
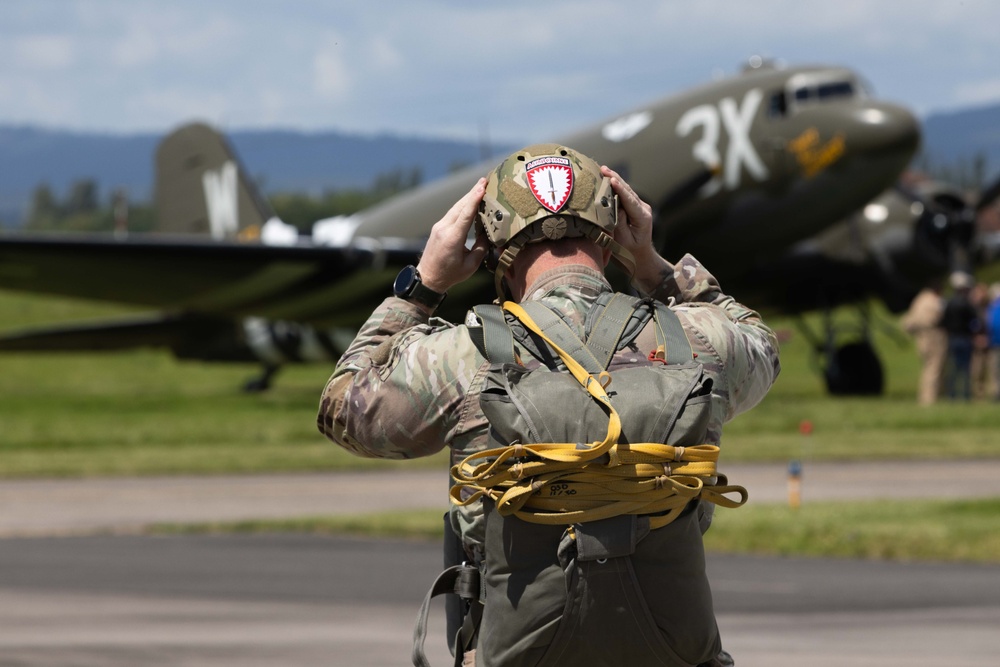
[601, 166, 672, 293]
[417, 178, 489, 295]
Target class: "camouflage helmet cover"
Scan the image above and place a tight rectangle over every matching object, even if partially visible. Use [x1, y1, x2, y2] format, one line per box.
[477, 143, 617, 249]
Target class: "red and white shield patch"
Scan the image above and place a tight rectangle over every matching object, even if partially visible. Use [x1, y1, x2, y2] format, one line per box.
[525, 156, 573, 213]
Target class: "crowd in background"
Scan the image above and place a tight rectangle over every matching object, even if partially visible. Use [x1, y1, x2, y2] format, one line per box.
[902, 272, 1000, 405]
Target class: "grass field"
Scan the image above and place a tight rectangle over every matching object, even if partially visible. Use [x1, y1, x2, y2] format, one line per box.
[2, 288, 999, 477]
[4, 288, 1000, 562]
[152, 497, 1000, 564]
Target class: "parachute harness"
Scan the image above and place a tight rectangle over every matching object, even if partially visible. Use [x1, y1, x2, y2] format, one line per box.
[450, 301, 747, 530]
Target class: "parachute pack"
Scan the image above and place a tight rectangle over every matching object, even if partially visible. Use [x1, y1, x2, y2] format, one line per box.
[414, 292, 746, 667]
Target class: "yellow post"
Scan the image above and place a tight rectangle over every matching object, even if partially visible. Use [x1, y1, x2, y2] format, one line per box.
[788, 419, 813, 509]
[787, 459, 802, 509]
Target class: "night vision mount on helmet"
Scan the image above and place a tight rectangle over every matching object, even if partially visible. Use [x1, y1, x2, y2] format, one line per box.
[476, 144, 637, 299]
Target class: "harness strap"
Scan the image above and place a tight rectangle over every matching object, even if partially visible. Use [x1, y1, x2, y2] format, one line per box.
[413, 563, 482, 667]
[585, 293, 645, 369]
[651, 301, 693, 364]
[519, 301, 605, 375]
[470, 305, 517, 364]
[451, 300, 747, 530]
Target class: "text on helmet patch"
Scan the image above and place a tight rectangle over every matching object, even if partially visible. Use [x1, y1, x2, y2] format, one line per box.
[525, 156, 573, 213]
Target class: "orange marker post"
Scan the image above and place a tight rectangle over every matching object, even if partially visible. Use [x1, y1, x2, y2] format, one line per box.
[788, 420, 813, 509]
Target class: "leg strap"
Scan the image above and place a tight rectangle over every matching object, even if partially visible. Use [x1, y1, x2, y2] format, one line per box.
[413, 564, 483, 667]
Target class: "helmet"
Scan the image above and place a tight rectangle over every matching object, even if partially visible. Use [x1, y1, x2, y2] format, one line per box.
[476, 144, 632, 299]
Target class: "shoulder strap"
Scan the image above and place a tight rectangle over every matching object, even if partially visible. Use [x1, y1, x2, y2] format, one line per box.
[651, 301, 693, 364]
[584, 293, 646, 369]
[469, 305, 517, 364]
[517, 301, 605, 375]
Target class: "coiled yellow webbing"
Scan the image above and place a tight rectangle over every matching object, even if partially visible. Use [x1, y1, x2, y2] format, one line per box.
[450, 301, 747, 529]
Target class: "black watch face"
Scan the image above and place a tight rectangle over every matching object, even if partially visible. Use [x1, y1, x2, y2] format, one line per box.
[393, 265, 417, 297]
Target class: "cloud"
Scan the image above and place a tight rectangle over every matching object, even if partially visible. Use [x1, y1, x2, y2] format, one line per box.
[2, 0, 999, 137]
[13, 34, 75, 70]
[954, 79, 1000, 108]
[313, 37, 352, 100]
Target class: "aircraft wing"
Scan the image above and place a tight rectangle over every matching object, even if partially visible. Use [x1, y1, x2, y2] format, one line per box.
[0, 312, 215, 351]
[0, 233, 420, 328]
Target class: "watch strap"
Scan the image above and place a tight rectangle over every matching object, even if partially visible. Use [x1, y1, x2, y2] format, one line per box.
[406, 279, 447, 309]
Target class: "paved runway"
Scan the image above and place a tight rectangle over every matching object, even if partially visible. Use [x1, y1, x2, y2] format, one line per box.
[2, 462, 1000, 666]
[0, 534, 998, 666]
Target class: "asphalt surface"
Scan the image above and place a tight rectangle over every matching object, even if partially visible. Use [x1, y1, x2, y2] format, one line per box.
[2, 461, 1000, 666]
[1, 534, 998, 666]
[5, 460, 1000, 537]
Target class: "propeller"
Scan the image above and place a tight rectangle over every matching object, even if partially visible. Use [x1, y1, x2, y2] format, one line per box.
[894, 171, 1000, 276]
[970, 174, 1000, 265]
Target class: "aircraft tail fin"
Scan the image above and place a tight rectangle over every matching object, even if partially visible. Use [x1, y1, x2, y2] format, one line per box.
[154, 122, 277, 240]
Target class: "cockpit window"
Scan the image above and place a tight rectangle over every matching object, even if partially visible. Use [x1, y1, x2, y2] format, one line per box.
[769, 91, 788, 118]
[794, 80, 855, 103]
[781, 71, 864, 116]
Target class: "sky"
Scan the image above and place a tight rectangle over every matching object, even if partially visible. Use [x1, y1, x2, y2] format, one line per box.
[2, 0, 999, 144]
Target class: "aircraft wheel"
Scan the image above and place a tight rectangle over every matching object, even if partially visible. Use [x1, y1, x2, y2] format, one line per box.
[242, 365, 279, 393]
[824, 341, 884, 396]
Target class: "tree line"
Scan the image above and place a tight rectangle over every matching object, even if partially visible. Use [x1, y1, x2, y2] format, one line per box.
[24, 166, 426, 234]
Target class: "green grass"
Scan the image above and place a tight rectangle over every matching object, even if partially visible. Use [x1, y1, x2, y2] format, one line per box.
[6, 290, 1000, 563]
[704, 497, 1000, 563]
[2, 289, 1000, 477]
[149, 498, 1000, 563]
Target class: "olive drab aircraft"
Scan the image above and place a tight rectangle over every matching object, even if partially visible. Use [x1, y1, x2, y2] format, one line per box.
[0, 61, 933, 393]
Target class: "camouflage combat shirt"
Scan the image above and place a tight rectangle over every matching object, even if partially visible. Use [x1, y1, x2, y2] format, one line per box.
[317, 254, 780, 556]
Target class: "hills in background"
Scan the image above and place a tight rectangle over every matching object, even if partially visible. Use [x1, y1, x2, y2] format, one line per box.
[0, 125, 512, 227]
[1, 102, 999, 227]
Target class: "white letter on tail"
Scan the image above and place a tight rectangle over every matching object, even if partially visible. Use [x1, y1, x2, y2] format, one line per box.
[202, 161, 239, 239]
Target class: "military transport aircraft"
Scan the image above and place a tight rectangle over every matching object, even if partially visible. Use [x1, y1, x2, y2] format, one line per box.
[0, 61, 929, 393]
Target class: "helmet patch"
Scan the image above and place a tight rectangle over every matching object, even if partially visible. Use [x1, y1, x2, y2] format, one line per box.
[525, 156, 573, 213]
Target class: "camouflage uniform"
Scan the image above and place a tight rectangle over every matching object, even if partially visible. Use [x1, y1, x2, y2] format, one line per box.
[317, 253, 780, 558]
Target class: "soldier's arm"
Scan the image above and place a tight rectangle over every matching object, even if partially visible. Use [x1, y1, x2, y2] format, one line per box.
[601, 165, 779, 416]
[317, 296, 485, 459]
[654, 253, 780, 419]
[318, 179, 490, 459]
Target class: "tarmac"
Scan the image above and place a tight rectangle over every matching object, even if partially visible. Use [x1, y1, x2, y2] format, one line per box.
[2, 460, 1000, 666]
[3, 459, 1000, 536]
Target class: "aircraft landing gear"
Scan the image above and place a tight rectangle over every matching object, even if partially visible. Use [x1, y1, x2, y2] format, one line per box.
[243, 364, 280, 393]
[796, 304, 889, 396]
[823, 340, 884, 395]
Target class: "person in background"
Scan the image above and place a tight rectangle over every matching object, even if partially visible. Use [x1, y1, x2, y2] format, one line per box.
[970, 281, 994, 400]
[940, 272, 980, 401]
[901, 278, 947, 406]
[985, 283, 1000, 400]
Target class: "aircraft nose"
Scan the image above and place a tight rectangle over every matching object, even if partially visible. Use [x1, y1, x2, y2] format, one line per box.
[846, 101, 921, 159]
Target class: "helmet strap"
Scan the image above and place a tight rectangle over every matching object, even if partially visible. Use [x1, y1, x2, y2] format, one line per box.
[583, 226, 637, 281]
[493, 239, 526, 302]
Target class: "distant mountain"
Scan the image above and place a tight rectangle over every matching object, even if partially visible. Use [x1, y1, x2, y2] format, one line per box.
[918, 102, 1000, 183]
[2, 102, 999, 228]
[0, 125, 511, 227]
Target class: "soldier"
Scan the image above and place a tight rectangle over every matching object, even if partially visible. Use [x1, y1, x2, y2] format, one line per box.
[318, 145, 780, 667]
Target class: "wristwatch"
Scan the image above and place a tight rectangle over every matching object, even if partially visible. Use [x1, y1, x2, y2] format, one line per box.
[392, 265, 447, 309]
